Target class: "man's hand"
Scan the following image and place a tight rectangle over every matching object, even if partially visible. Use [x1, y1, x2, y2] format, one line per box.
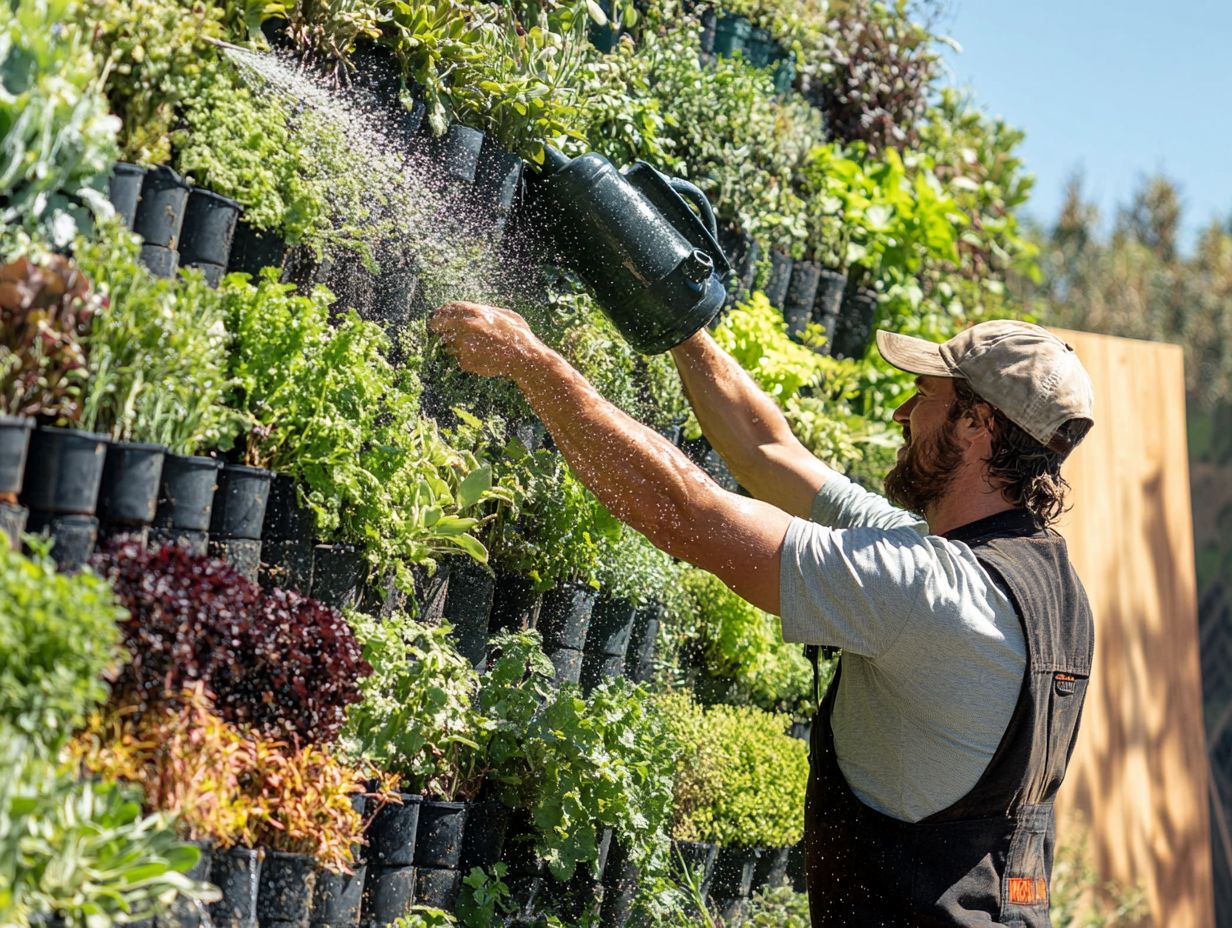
[429, 301, 546, 379]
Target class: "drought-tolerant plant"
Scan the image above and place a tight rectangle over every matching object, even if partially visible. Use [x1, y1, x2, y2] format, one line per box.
[0, 0, 118, 252]
[0, 253, 98, 422]
[0, 545, 125, 753]
[341, 611, 487, 801]
[73, 225, 241, 450]
[94, 541, 370, 744]
[0, 723, 219, 927]
[279, 0, 384, 79]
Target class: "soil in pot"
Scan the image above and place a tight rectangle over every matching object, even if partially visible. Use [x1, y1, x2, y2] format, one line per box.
[147, 525, 208, 556]
[179, 188, 242, 269]
[108, 162, 145, 228]
[0, 502, 26, 551]
[711, 845, 760, 898]
[537, 581, 597, 651]
[361, 865, 416, 925]
[209, 846, 263, 928]
[367, 793, 422, 869]
[209, 465, 272, 541]
[671, 840, 718, 899]
[259, 538, 314, 593]
[440, 560, 495, 669]
[228, 220, 287, 278]
[580, 651, 624, 694]
[309, 543, 367, 610]
[489, 569, 542, 633]
[414, 867, 462, 911]
[458, 794, 512, 872]
[257, 850, 317, 928]
[831, 285, 880, 360]
[208, 536, 261, 584]
[426, 122, 484, 188]
[154, 454, 221, 531]
[96, 441, 165, 527]
[547, 646, 583, 687]
[765, 250, 793, 309]
[0, 415, 34, 500]
[132, 165, 190, 249]
[750, 845, 791, 891]
[783, 260, 822, 339]
[310, 863, 365, 928]
[414, 801, 467, 870]
[20, 427, 107, 516]
[625, 602, 662, 683]
[585, 596, 638, 659]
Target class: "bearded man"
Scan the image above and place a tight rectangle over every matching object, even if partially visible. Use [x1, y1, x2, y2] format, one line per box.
[431, 303, 1096, 928]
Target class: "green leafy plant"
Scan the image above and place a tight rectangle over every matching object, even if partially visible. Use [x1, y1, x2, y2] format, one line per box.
[0, 544, 125, 753]
[73, 224, 241, 450]
[744, 884, 811, 927]
[0, 0, 118, 251]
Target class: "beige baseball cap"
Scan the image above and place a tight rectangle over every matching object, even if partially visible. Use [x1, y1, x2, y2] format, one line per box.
[876, 320, 1095, 453]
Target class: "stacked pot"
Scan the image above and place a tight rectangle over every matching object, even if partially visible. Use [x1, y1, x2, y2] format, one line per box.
[535, 581, 599, 687]
[149, 453, 221, 556]
[580, 594, 638, 693]
[0, 416, 33, 551]
[96, 438, 167, 549]
[207, 464, 272, 583]
[20, 426, 107, 571]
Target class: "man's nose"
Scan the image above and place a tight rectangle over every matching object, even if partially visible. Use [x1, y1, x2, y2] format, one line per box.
[893, 394, 917, 425]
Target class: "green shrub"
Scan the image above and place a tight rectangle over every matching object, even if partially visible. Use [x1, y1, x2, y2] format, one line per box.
[745, 884, 811, 927]
[0, 546, 126, 753]
[0, 0, 118, 251]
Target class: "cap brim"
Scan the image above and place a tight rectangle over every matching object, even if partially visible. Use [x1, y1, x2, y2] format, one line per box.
[875, 330, 959, 377]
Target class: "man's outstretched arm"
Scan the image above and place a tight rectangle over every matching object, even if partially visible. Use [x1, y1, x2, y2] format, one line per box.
[670, 329, 836, 518]
[430, 302, 791, 614]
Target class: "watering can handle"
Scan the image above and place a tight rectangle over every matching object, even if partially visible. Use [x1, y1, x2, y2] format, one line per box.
[667, 177, 719, 240]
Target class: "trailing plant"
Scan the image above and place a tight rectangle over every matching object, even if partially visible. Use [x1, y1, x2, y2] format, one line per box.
[0, 253, 98, 422]
[341, 611, 487, 801]
[0, 544, 125, 754]
[74, 224, 241, 450]
[0, 0, 118, 252]
[0, 723, 219, 928]
[94, 541, 370, 744]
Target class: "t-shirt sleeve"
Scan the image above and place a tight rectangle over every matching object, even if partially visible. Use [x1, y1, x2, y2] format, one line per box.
[778, 516, 933, 656]
[811, 472, 928, 534]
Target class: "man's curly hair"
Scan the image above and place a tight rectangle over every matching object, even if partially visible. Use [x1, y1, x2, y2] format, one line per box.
[951, 379, 1087, 527]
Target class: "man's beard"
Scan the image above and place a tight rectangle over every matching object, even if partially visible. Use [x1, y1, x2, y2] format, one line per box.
[884, 421, 964, 517]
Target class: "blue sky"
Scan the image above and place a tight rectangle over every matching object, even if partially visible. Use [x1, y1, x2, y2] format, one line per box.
[937, 1, 1232, 250]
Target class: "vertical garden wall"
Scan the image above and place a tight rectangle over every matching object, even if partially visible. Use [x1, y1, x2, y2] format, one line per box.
[0, 0, 1043, 925]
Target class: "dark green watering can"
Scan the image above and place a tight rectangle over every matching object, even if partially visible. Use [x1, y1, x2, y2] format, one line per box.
[533, 147, 731, 355]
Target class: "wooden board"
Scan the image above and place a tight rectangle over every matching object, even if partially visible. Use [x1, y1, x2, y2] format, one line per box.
[1052, 328, 1213, 926]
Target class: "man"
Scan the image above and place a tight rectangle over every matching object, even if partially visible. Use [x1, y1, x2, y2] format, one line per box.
[430, 302, 1095, 927]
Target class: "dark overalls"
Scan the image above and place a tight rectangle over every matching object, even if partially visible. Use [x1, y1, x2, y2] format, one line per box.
[804, 509, 1094, 927]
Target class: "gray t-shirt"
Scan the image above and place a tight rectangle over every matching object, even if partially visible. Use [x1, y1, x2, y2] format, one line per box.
[778, 474, 1026, 823]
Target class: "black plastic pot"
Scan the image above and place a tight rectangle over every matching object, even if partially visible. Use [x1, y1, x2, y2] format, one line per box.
[427, 122, 484, 187]
[750, 844, 791, 891]
[765, 250, 793, 309]
[158, 839, 214, 928]
[537, 581, 597, 651]
[20, 427, 107, 516]
[349, 43, 425, 153]
[414, 867, 461, 910]
[717, 225, 759, 303]
[831, 285, 880, 360]
[153, 454, 220, 531]
[409, 561, 450, 624]
[228, 220, 287, 277]
[310, 863, 365, 928]
[711, 845, 760, 898]
[96, 441, 165, 526]
[698, 8, 717, 54]
[489, 569, 542, 633]
[0, 502, 26, 551]
[108, 162, 146, 228]
[625, 601, 662, 683]
[179, 188, 242, 268]
[473, 136, 524, 232]
[362, 866, 416, 924]
[139, 243, 180, 279]
[712, 13, 751, 57]
[811, 267, 848, 343]
[147, 525, 208, 556]
[788, 719, 812, 742]
[310, 543, 367, 610]
[541, 875, 604, 922]
[97, 523, 148, 551]
[314, 251, 378, 321]
[209, 846, 264, 928]
[682, 436, 741, 494]
[671, 840, 718, 898]
[459, 795, 512, 872]
[195, 261, 227, 288]
[414, 801, 467, 870]
[713, 896, 747, 924]
[209, 465, 272, 540]
[262, 474, 315, 541]
[133, 166, 190, 249]
[585, 596, 638, 658]
[257, 850, 317, 928]
[772, 48, 797, 95]
[548, 646, 584, 686]
[21, 512, 90, 567]
[209, 536, 261, 583]
[0, 415, 34, 499]
[599, 838, 638, 928]
[580, 651, 624, 694]
[783, 259, 822, 338]
[441, 560, 495, 669]
[367, 793, 422, 868]
[745, 26, 774, 67]
[259, 537, 314, 593]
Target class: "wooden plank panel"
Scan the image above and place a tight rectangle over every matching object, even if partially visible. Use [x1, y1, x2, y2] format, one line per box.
[1052, 329, 1213, 926]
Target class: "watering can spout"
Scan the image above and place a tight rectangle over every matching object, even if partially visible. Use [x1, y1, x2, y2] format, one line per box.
[538, 144, 571, 176]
